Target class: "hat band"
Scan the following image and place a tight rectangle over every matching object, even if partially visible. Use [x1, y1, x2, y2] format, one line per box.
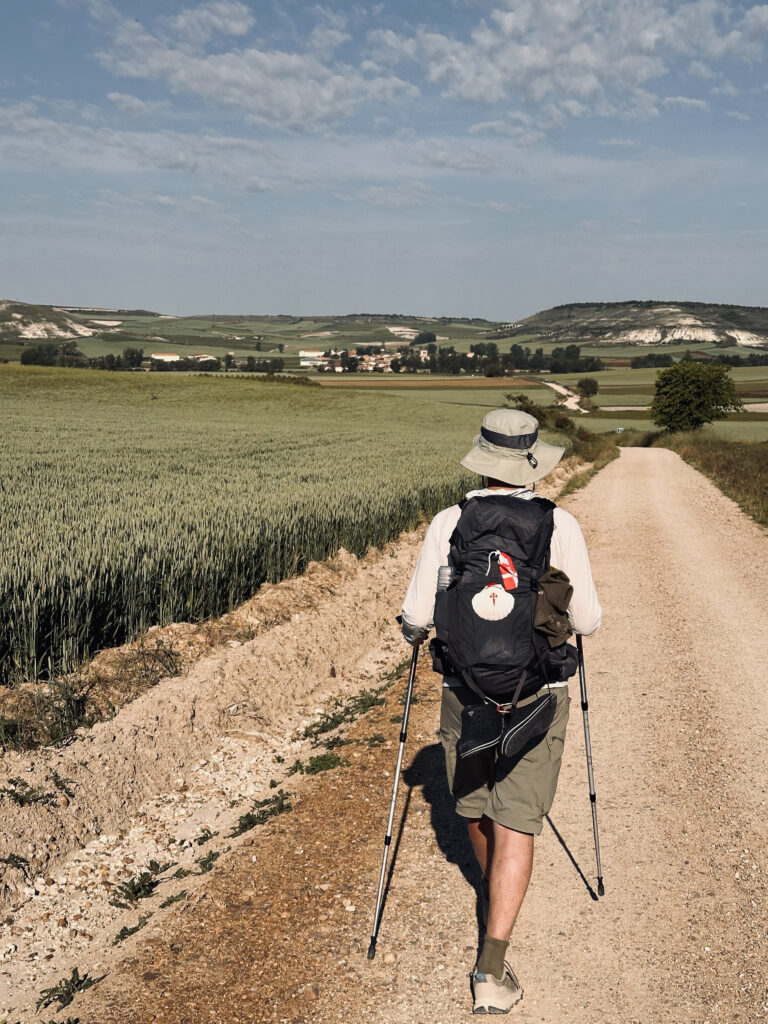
[480, 425, 538, 450]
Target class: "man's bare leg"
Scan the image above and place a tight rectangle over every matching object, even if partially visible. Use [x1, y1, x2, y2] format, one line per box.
[485, 821, 533, 941]
[467, 816, 494, 877]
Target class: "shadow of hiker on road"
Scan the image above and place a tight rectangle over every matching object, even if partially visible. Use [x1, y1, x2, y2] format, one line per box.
[400, 742, 486, 945]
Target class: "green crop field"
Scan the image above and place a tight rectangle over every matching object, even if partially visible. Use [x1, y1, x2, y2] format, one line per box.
[49, 311, 494, 359]
[0, 366, 575, 685]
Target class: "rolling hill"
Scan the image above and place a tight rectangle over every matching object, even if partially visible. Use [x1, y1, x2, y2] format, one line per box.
[493, 300, 768, 348]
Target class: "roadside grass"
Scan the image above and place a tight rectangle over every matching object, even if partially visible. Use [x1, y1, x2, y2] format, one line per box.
[655, 433, 768, 527]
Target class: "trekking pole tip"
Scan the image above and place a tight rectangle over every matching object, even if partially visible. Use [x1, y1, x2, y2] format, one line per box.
[597, 878, 605, 897]
[367, 940, 377, 960]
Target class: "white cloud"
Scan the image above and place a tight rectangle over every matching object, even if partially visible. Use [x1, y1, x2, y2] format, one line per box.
[367, 2, 768, 127]
[599, 138, 641, 148]
[711, 81, 740, 97]
[725, 110, 750, 121]
[688, 60, 715, 79]
[662, 95, 709, 110]
[469, 110, 545, 145]
[157, 1, 255, 48]
[307, 7, 352, 59]
[358, 181, 430, 207]
[107, 92, 171, 116]
[95, 188, 224, 216]
[90, 5, 415, 130]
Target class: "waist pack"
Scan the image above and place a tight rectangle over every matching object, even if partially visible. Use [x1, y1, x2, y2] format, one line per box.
[456, 675, 557, 761]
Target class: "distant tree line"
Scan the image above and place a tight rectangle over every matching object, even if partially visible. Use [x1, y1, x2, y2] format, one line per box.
[18, 341, 283, 374]
[387, 342, 604, 376]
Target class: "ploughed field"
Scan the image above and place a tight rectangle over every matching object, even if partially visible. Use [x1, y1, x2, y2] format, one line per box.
[0, 367, 573, 685]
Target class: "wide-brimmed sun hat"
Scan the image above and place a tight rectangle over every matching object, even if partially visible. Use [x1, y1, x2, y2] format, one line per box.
[460, 408, 565, 486]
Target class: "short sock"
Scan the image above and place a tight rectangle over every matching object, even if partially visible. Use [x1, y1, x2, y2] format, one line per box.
[477, 935, 508, 980]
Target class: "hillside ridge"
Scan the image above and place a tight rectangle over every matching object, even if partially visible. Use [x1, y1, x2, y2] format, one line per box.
[3, 298, 768, 349]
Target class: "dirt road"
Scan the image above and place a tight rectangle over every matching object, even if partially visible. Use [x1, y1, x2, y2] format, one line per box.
[66, 449, 768, 1022]
[542, 381, 586, 413]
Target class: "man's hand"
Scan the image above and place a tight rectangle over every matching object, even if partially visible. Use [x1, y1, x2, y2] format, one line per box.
[400, 614, 430, 647]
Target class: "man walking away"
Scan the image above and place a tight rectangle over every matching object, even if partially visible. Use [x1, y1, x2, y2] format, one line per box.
[401, 408, 601, 1014]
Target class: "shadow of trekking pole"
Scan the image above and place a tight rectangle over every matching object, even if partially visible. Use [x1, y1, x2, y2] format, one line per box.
[544, 814, 599, 902]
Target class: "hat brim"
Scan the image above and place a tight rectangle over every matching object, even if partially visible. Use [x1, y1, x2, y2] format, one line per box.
[460, 434, 565, 485]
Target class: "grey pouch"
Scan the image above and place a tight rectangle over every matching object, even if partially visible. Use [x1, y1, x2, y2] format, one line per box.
[498, 690, 556, 759]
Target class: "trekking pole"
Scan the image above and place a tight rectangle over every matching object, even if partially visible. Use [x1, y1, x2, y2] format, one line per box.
[367, 641, 420, 960]
[577, 635, 604, 897]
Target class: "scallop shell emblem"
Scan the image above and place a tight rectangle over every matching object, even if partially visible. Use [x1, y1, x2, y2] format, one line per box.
[471, 583, 515, 621]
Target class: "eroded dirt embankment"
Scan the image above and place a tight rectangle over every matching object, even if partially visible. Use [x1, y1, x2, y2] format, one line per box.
[0, 537, 419, 912]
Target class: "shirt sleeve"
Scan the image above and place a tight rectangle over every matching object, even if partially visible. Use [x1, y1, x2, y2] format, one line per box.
[550, 508, 602, 636]
[401, 506, 457, 638]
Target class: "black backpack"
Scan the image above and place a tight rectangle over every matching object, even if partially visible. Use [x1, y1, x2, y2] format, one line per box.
[432, 493, 571, 701]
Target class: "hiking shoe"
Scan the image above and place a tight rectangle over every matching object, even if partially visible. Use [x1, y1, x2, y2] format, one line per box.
[471, 961, 523, 1015]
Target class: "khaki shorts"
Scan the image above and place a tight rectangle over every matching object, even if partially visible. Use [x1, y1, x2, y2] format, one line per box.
[439, 683, 570, 836]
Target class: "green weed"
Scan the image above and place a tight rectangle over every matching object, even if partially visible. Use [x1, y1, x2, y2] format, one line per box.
[109, 860, 172, 908]
[159, 889, 187, 909]
[1, 777, 53, 806]
[0, 853, 31, 878]
[287, 752, 347, 775]
[193, 828, 217, 846]
[112, 915, 151, 945]
[303, 688, 386, 743]
[229, 789, 292, 838]
[36, 967, 105, 1011]
[51, 771, 75, 798]
[195, 850, 221, 874]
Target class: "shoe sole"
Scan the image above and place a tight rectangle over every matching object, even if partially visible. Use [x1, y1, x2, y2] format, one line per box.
[472, 992, 523, 1014]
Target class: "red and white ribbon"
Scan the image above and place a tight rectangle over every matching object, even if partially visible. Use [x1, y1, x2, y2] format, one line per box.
[486, 549, 519, 592]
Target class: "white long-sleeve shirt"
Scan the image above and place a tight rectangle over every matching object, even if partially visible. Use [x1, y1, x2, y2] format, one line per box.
[401, 487, 601, 685]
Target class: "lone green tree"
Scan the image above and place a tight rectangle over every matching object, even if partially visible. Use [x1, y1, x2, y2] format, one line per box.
[577, 377, 599, 398]
[650, 362, 742, 432]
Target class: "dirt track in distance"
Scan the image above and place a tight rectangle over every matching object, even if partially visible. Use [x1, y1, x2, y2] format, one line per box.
[65, 448, 768, 1022]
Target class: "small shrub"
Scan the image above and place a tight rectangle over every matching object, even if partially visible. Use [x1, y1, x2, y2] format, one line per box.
[109, 872, 159, 908]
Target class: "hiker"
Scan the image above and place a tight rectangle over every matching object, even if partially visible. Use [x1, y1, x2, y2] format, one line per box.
[401, 408, 601, 1015]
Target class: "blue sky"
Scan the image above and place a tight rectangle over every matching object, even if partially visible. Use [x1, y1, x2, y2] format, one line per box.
[1, 0, 766, 318]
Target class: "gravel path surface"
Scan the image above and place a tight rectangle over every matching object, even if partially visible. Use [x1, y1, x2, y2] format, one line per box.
[11, 448, 768, 1023]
